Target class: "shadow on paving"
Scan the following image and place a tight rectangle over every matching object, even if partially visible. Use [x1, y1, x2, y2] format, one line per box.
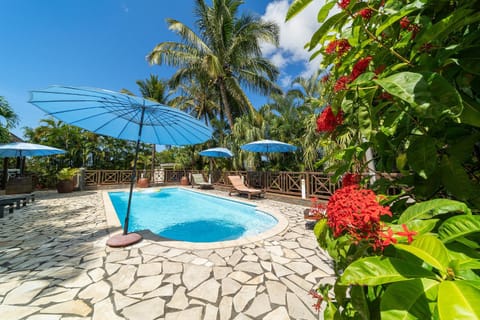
[0, 191, 114, 305]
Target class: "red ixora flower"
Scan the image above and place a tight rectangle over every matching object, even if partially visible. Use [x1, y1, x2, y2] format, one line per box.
[396, 224, 417, 243]
[350, 56, 373, 81]
[342, 173, 360, 187]
[338, 0, 351, 10]
[325, 39, 351, 56]
[357, 8, 374, 20]
[334, 76, 349, 92]
[316, 106, 343, 133]
[400, 16, 411, 29]
[326, 185, 392, 248]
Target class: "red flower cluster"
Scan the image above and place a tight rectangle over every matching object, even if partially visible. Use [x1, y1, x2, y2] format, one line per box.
[400, 16, 420, 39]
[333, 56, 373, 93]
[309, 289, 324, 312]
[316, 106, 343, 133]
[309, 197, 327, 218]
[350, 56, 373, 81]
[342, 173, 360, 187]
[326, 185, 392, 248]
[357, 8, 373, 20]
[325, 39, 351, 56]
[338, 0, 351, 10]
[379, 224, 417, 247]
[334, 76, 349, 92]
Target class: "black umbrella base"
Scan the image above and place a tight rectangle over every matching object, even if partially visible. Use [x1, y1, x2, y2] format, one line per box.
[107, 232, 142, 247]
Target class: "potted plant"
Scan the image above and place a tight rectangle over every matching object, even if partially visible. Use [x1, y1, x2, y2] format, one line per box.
[56, 168, 79, 193]
[135, 154, 151, 188]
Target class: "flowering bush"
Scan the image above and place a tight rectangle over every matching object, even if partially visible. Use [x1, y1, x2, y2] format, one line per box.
[288, 0, 480, 318]
[316, 105, 343, 132]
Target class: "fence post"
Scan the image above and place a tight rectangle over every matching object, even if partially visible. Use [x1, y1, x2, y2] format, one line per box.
[301, 178, 306, 199]
[78, 167, 85, 191]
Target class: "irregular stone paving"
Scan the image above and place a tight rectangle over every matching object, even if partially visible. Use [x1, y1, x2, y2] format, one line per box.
[0, 189, 335, 320]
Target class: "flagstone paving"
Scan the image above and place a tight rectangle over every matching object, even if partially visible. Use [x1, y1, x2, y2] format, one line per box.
[0, 189, 334, 319]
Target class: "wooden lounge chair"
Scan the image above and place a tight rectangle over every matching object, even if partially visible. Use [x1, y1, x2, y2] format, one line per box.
[191, 173, 214, 189]
[227, 175, 265, 199]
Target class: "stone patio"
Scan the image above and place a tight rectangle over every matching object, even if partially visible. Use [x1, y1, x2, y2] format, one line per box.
[0, 188, 334, 319]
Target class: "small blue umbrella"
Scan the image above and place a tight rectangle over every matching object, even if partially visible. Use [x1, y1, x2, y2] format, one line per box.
[199, 147, 233, 158]
[241, 139, 297, 153]
[0, 142, 66, 158]
[29, 85, 213, 246]
[199, 147, 233, 183]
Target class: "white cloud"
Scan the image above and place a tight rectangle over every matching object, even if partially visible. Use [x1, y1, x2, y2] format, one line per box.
[261, 0, 328, 84]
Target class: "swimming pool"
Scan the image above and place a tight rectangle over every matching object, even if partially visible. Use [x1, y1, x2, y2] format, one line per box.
[108, 188, 278, 243]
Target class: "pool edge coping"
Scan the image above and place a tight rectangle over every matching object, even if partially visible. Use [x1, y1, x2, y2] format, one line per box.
[102, 186, 290, 250]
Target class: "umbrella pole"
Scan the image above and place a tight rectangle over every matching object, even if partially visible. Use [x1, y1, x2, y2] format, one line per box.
[124, 107, 146, 235]
[107, 107, 144, 247]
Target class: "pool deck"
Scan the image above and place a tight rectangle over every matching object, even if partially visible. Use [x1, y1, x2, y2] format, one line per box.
[0, 188, 334, 320]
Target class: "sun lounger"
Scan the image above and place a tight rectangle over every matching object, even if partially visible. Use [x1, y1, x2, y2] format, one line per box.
[0, 193, 35, 218]
[227, 175, 265, 199]
[191, 173, 214, 189]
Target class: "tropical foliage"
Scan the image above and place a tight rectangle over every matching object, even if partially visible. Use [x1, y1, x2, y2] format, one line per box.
[287, 0, 480, 318]
[0, 96, 18, 142]
[147, 0, 281, 130]
[288, 0, 480, 208]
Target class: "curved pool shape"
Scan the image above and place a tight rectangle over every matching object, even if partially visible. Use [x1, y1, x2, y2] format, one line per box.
[108, 188, 278, 242]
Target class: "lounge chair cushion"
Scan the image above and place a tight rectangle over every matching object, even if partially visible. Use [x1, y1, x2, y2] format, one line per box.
[191, 173, 214, 189]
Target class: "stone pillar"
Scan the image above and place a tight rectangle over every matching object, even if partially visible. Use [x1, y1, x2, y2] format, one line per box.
[78, 167, 86, 191]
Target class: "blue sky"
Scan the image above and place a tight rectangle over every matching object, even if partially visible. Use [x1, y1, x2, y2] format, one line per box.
[0, 0, 325, 139]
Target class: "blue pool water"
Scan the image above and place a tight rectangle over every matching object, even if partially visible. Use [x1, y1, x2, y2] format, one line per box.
[108, 188, 277, 242]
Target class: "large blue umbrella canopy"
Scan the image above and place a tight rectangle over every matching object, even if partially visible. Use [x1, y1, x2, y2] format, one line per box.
[29, 85, 213, 245]
[29, 86, 212, 145]
[0, 142, 66, 157]
[199, 147, 233, 158]
[241, 139, 297, 153]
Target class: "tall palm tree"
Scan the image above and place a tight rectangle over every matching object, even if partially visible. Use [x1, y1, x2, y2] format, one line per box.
[147, 0, 281, 129]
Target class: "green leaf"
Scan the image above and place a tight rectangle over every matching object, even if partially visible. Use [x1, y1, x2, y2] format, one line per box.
[415, 9, 480, 52]
[406, 136, 437, 179]
[395, 235, 450, 276]
[339, 256, 437, 286]
[398, 199, 471, 224]
[421, 72, 463, 119]
[439, 215, 480, 243]
[351, 286, 370, 320]
[374, 72, 430, 114]
[438, 281, 480, 320]
[285, 0, 313, 21]
[404, 219, 439, 236]
[357, 90, 375, 140]
[375, 1, 425, 37]
[440, 155, 480, 204]
[317, 1, 336, 23]
[459, 94, 480, 128]
[309, 12, 346, 50]
[381, 278, 439, 320]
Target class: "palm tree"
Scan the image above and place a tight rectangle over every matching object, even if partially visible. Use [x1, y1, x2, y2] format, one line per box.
[147, 0, 281, 129]
[0, 96, 18, 143]
[122, 74, 173, 172]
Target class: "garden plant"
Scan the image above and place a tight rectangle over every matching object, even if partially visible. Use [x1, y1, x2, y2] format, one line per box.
[287, 0, 480, 318]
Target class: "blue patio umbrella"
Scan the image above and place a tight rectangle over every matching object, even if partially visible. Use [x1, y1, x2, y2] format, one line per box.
[241, 139, 297, 153]
[199, 147, 233, 183]
[199, 147, 233, 158]
[0, 142, 66, 158]
[0, 142, 66, 175]
[29, 85, 213, 246]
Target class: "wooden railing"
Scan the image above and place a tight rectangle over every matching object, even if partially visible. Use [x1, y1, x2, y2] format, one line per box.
[84, 169, 340, 199]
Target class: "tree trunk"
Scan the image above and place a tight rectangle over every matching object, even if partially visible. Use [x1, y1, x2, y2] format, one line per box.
[218, 78, 234, 129]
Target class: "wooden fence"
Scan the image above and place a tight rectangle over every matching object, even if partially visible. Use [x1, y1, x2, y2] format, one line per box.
[83, 169, 341, 199]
